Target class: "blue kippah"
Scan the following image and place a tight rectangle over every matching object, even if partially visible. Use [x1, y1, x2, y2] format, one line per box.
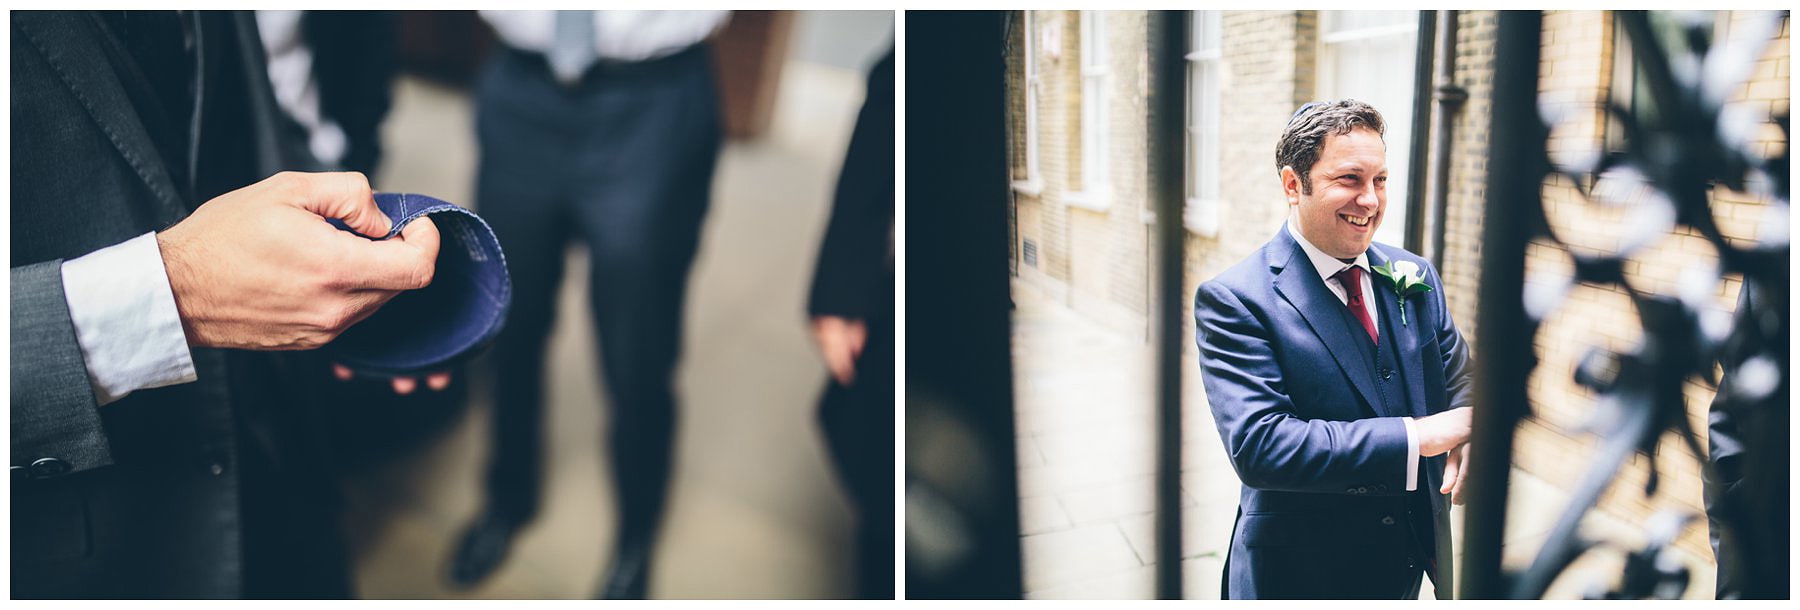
[322, 193, 512, 376]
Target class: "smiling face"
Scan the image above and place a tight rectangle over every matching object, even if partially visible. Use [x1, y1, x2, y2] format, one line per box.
[1282, 126, 1387, 259]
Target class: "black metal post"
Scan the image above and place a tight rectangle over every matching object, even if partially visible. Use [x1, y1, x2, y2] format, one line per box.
[903, 10, 1024, 599]
[1403, 10, 1437, 255]
[1460, 9, 1546, 600]
[1424, 10, 1466, 270]
[1148, 10, 1189, 601]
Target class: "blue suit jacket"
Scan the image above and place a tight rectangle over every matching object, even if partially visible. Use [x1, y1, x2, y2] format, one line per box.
[1193, 228, 1474, 599]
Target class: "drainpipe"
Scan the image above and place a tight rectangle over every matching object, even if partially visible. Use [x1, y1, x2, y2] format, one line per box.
[1423, 10, 1467, 269]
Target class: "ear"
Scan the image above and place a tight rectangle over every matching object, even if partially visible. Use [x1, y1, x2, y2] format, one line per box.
[1279, 166, 1302, 205]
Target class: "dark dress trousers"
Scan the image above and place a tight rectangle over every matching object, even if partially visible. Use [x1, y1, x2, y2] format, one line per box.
[1192, 229, 1475, 599]
[11, 11, 349, 598]
[470, 38, 722, 573]
[809, 49, 896, 600]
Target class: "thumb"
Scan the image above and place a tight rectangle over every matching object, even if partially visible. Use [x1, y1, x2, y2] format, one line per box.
[286, 171, 391, 238]
[847, 320, 868, 360]
[1440, 448, 1461, 494]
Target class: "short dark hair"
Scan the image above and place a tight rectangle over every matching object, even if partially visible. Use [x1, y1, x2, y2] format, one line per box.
[1275, 100, 1386, 194]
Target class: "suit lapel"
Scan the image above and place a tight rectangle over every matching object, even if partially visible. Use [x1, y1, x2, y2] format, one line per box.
[16, 11, 187, 225]
[1268, 232, 1383, 416]
[1369, 247, 1430, 418]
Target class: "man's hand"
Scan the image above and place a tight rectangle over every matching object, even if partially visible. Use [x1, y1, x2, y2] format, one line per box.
[331, 362, 451, 395]
[158, 172, 439, 350]
[1415, 406, 1472, 457]
[1440, 443, 1469, 505]
[810, 315, 867, 386]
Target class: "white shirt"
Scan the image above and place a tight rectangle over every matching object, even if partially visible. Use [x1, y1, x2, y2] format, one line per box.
[60, 233, 197, 405]
[1286, 219, 1422, 492]
[255, 10, 350, 167]
[480, 11, 729, 62]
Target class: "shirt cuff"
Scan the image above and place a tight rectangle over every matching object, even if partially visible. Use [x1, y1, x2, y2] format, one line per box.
[1403, 416, 1421, 492]
[61, 232, 198, 405]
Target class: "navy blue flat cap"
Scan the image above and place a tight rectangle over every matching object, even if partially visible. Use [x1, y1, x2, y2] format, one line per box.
[321, 192, 511, 376]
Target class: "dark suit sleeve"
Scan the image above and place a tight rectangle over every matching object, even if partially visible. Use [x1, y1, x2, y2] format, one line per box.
[1194, 281, 1410, 494]
[1428, 260, 1475, 411]
[807, 49, 894, 319]
[1704, 284, 1753, 597]
[10, 260, 116, 475]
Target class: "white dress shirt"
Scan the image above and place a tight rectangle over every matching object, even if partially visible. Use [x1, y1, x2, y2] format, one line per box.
[255, 10, 350, 167]
[480, 11, 729, 62]
[1286, 218, 1422, 492]
[60, 233, 197, 406]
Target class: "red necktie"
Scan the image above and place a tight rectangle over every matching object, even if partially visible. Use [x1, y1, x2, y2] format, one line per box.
[1334, 266, 1377, 344]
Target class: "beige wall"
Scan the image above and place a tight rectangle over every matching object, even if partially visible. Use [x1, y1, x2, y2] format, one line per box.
[1008, 11, 1154, 335]
[1180, 11, 1318, 336]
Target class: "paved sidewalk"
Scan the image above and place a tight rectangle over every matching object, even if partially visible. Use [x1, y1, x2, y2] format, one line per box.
[1010, 280, 1717, 599]
[1011, 280, 1233, 599]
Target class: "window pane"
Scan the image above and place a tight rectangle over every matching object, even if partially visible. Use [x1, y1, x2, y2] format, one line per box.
[1321, 10, 1414, 35]
[1319, 11, 1418, 248]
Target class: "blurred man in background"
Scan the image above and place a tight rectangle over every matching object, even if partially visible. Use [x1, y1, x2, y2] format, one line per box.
[809, 47, 896, 600]
[447, 11, 729, 599]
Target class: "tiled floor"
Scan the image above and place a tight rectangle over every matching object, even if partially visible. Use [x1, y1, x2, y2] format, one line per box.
[1009, 280, 1719, 599]
[335, 53, 878, 599]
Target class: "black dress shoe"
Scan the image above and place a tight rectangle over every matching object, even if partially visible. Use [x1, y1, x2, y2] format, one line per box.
[447, 510, 522, 588]
[595, 545, 650, 599]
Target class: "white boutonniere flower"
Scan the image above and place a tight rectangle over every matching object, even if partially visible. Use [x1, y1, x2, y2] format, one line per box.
[1371, 260, 1433, 327]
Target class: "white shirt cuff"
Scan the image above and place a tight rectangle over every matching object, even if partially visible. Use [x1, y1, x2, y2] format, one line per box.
[1403, 416, 1420, 492]
[61, 233, 198, 405]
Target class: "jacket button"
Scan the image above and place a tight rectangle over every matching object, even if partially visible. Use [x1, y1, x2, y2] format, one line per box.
[29, 457, 71, 478]
[1381, 516, 1396, 525]
[199, 452, 229, 477]
[1380, 368, 1394, 380]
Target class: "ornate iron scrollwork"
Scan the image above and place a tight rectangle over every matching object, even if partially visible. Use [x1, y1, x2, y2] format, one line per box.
[1470, 10, 1788, 600]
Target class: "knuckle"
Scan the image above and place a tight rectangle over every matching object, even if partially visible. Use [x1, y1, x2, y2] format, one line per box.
[273, 171, 310, 200]
[341, 171, 373, 198]
[412, 259, 436, 289]
[294, 333, 329, 350]
[305, 301, 356, 335]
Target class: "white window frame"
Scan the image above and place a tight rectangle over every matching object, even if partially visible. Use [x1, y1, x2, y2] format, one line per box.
[1013, 11, 1044, 196]
[1184, 11, 1223, 236]
[1316, 11, 1418, 249]
[1069, 10, 1111, 211]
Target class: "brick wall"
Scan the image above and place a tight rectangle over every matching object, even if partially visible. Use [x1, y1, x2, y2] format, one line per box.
[1007, 11, 1155, 334]
[1065, 11, 1152, 333]
[1009, 11, 1081, 294]
[1180, 11, 1317, 339]
[1438, 10, 1496, 349]
[1213, 10, 1319, 271]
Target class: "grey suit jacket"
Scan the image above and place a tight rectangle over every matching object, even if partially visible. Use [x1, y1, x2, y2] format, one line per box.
[11, 11, 339, 598]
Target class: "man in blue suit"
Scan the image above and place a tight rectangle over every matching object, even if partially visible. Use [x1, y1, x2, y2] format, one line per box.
[1193, 100, 1476, 599]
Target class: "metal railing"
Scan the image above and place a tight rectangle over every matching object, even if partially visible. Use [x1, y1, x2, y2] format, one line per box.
[1461, 10, 1789, 600]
